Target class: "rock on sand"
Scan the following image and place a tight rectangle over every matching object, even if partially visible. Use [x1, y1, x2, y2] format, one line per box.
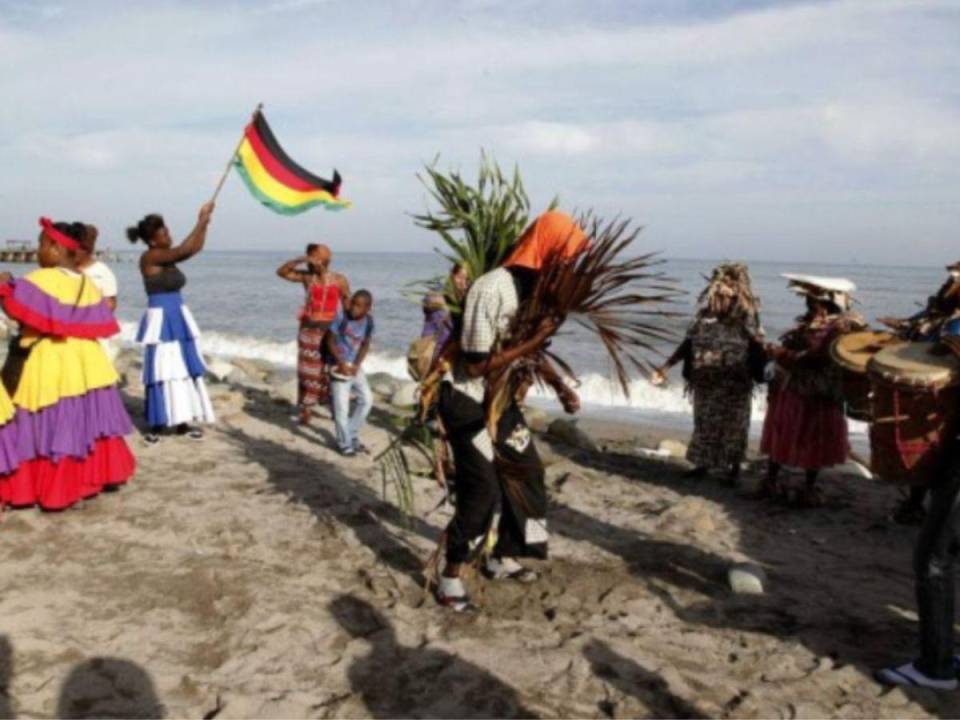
[728, 563, 767, 595]
[391, 381, 419, 408]
[547, 418, 598, 452]
[657, 438, 688, 459]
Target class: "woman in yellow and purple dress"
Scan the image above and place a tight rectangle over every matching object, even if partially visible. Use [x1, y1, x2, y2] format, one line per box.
[0, 218, 135, 510]
[0, 377, 19, 494]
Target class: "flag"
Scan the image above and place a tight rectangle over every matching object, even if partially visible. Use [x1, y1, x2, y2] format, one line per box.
[233, 110, 350, 214]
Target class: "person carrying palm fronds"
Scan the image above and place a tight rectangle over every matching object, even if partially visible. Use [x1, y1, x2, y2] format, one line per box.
[436, 210, 587, 611]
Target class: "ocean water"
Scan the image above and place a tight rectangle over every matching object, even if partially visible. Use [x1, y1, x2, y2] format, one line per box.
[3, 251, 945, 434]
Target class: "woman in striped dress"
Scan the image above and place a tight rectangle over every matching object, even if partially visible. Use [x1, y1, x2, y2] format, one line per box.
[0, 218, 135, 510]
[129, 203, 216, 443]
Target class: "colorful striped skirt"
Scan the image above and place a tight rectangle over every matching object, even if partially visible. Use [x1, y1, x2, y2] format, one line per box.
[297, 319, 331, 407]
[0, 337, 135, 510]
[137, 291, 215, 429]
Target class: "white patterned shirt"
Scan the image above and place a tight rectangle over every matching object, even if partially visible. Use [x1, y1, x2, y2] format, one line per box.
[449, 267, 519, 401]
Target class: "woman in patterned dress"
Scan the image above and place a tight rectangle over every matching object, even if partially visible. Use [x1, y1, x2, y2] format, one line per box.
[277, 244, 350, 425]
[654, 264, 762, 485]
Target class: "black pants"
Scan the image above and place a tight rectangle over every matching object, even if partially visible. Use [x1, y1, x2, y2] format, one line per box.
[439, 384, 547, 565]
[916, 456, 960, 679]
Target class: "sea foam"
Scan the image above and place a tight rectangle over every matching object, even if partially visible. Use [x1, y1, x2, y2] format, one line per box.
[118, 321, 866, 436]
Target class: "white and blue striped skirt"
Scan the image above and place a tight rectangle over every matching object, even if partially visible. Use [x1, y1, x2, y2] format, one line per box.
[136, 291, 215, 428]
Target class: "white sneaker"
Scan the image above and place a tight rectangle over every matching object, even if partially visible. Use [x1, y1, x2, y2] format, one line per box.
[436, 576, 474, 612]
[483, 557, 539, 583]
[876, 661, 958, 691]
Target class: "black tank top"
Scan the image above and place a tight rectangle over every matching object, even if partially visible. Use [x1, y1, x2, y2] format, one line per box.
[144, 264, 187, 295]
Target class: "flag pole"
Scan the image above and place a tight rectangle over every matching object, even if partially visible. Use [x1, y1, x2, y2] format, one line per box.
[210, 102, 263, 203]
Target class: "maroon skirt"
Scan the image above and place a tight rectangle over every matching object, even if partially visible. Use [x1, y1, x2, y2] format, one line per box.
[761, 385, 848, 470]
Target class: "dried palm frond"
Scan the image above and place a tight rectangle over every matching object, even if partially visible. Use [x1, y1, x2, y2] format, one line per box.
[373, 418, 435, 523]
[485, 212, 682, 437]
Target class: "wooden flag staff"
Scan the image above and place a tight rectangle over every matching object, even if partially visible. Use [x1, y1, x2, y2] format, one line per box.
[210, 102, 263, 203]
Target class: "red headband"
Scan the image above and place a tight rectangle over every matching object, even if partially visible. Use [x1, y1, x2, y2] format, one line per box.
[39, 217, 81, 251]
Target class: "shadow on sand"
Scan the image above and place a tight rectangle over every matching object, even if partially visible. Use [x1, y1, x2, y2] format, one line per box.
[0, 635, 163, 719]
[545, 440, 958, 716]
[331, 594, 535, 718]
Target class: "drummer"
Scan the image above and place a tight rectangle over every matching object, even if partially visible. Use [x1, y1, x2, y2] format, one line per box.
[880, 261, 960, 341]
[758, 275, 865, 506]
[878, 341, 960, 691]
[879, 263, 960, 524]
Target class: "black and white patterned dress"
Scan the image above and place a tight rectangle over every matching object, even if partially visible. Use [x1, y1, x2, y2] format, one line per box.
[684, 317, 755, 469]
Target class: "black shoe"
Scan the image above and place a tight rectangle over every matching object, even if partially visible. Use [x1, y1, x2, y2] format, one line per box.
[176, 424, 204, 440]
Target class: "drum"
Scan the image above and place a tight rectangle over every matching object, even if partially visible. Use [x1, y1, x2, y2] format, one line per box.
[867, 342, 960, 486]
[830, 331, 898, 421]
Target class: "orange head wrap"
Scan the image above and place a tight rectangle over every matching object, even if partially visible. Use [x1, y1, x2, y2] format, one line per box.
[503, 210, 588, 271]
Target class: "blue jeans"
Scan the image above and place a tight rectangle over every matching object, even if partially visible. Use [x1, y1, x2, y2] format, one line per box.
[330, 371, 372, 452]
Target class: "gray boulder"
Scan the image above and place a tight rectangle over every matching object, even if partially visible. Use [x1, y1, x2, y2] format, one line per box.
[522, 405, 550, 433]
[206, 357, 235, 383]
[547, 418, 599, 453]
[657, 438, 688, 459]
[391, 381, 420, 408]
[368, 372, 401, 400]
[230, 357, 275, 383]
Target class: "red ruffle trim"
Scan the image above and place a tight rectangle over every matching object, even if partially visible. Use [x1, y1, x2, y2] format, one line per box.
[0, 436, 135, 510]
[1, 296, 119, 339]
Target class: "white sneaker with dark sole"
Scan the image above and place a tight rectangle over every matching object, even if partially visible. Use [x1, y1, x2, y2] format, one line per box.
[436, 576, 476, 612]
[483, 557, 539, 583]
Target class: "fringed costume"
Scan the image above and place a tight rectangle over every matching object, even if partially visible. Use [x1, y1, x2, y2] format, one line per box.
[680, 264, 761, 472]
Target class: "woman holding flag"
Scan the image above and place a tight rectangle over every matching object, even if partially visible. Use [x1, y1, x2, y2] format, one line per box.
[129, 202, 217, 443]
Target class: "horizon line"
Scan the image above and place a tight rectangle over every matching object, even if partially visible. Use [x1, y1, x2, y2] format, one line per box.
[86, 248, 943, 271]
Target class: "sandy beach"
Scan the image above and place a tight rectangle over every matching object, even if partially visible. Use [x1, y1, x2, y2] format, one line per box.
[0, 348, 957, 719]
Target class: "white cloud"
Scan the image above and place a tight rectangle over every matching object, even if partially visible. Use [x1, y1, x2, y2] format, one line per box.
[0, 0, 957, 263]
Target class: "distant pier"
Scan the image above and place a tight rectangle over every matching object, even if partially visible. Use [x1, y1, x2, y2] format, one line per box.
[1, 240, 119, 263]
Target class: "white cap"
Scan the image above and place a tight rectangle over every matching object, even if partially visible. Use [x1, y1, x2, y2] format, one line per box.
[781, 273, 856, 310]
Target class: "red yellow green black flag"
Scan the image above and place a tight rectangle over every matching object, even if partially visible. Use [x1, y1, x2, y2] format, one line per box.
[233, 110, 350, 214]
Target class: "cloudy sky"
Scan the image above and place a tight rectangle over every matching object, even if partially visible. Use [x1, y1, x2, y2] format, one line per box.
[1, 0, 957, 264]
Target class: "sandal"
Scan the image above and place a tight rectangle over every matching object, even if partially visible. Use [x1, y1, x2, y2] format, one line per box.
[876, 661, 957, 690]
[483, 557, 540, 584]
[176, 424, 204, 440]
[143, 432, 161, 445]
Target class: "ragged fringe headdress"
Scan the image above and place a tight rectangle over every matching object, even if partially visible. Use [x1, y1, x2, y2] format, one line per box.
[697, 262, 760, 324]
